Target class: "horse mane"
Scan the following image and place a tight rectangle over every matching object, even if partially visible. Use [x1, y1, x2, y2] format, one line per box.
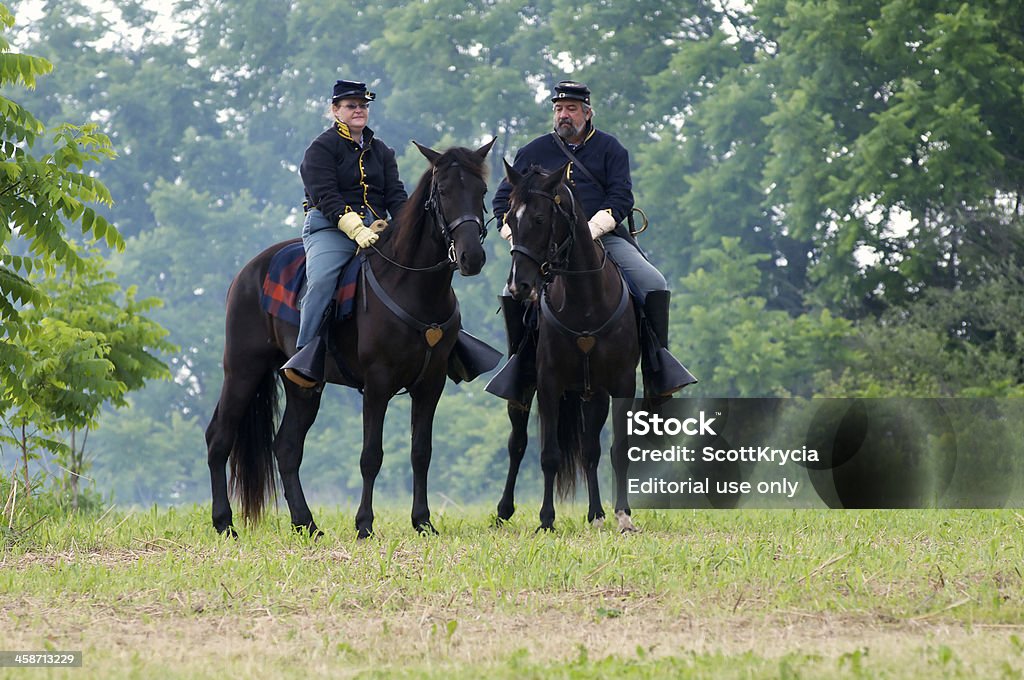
[390, 147, 489, 248]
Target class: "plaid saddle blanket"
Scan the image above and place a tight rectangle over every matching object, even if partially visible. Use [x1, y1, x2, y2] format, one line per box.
[259, 242, 360, 326]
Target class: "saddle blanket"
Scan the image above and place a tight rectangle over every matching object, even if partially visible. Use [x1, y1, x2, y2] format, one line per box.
[260, 242, 360, 326]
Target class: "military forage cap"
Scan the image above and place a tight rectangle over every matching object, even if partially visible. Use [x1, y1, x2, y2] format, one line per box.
[551, 80, 591, 104]
[332, 79, 376, 102]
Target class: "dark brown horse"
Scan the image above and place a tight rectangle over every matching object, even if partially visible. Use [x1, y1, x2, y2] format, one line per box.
[495, 162, 640, 532]
[206, 139, 496, 538]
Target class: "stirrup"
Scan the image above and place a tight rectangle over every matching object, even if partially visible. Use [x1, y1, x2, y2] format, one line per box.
[642, 347, 697, 398]
[280, 336, 326, 388]
[485, 352, 534, 406]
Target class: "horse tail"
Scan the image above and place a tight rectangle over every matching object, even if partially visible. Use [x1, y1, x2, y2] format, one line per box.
[555, 392, 586, 500]
[228, 367, 280, 524]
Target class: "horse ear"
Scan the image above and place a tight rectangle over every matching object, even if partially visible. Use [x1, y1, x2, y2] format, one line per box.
[474, 136, 497, 159]
[503, 158, 523, 186]
[544, 162, 571, 191]
[412, 140, 442, 165]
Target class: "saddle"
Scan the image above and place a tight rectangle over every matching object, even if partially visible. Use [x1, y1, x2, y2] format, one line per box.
[264, 242, 501, 387]
[259, 241, 360, 325]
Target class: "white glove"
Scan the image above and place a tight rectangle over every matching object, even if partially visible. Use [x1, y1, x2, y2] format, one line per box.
[338, 212, 379, 248]
[499, 216, 513, 243]
[587, 210, 617, 240]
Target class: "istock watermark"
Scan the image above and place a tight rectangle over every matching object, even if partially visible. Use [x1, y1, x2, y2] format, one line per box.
[615, 397, 1024, 509]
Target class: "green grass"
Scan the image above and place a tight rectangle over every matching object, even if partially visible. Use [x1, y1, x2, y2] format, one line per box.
[2, 504, 1024, 678]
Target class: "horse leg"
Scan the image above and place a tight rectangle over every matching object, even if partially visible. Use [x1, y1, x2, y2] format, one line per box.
[275, 380, 324, 537]
[536, 384, 561, 532]
[355, 376, 389, 539]
[206, 402, 236, 536]
[582, 396, 610, 527]
[496, 390, 534, 524]
[408, 374, 446, 535]
[610, 396, 639, 533]
[206, 364, 276, 536]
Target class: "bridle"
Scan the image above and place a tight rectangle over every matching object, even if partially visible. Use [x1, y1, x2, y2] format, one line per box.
[425, 161, 487, 266]
[509, 183, 606, 282]
[370, 160, 487, 273]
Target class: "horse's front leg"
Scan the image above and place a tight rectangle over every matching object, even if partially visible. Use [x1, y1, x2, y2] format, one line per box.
[582, 395, 610, 527]
[536, 383, 561, 532]
[408, 371, 446, 535]
[355, 375, 390, 539]
[610, 396, 639, 533]
[275, 381, 324, 537]
[496, 391, 534, 524]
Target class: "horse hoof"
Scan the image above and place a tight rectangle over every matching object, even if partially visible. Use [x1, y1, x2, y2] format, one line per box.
[590, 516, 605, 529]
[217, 525, 239, 539]
[615, 510, 640, 534]
[415, 522, 439, 536]
[293, 524, 323, 539]
[535, 525, 554, 533]
[357, 527, 374, 540]
[493, 515, 512, 529]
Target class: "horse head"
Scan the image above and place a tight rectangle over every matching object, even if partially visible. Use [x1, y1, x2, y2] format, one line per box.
[504, 160, 577, 302]
[410, 138, 496, 276]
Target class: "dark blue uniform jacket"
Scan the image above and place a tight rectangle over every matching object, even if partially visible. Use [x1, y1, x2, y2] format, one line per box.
[300, 121, 407, 231]
[492, 126, 634, 226]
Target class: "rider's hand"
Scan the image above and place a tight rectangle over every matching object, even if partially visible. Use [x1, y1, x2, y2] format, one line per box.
[499, 215, 513, 243]
[587, 209, 617, 240]
[338, 212, 379, 248]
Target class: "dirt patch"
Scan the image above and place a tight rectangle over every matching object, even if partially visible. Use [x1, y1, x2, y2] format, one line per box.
[2, 593, 1021, 672]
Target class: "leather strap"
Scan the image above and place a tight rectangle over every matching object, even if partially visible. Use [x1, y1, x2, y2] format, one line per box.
[550, 132, 603, 190]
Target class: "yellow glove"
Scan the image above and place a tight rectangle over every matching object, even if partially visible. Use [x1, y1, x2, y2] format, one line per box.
[587, 209, 617, 240]
[368, 219, 389, 233]
[338, 212, 379, 248]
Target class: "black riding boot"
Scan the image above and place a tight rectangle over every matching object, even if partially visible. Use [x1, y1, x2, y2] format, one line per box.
[484, 295, 536, 406]
[641, 290, 697, 398]
[281, 334, 327, 388]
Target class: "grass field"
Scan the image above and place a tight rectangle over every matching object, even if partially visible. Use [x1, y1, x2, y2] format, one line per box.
[2, 504, 1023, 678]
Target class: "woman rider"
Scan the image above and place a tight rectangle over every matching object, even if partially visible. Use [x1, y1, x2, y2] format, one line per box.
[281, 79, 408, 387]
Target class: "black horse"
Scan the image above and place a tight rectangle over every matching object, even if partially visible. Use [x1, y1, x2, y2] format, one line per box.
[206, 139, 496, 538]
[494, 162, 640, 532]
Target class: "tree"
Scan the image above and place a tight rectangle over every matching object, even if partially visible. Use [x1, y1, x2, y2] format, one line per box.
[650, 1, 1024, 314]
[672, 238, 858, 397]
[1, 3, 170, 508]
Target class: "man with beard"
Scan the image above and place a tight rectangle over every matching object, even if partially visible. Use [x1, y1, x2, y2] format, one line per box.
[488, 80, 695, 406]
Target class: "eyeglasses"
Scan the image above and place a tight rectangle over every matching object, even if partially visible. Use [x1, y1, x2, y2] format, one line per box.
[339, 103, 370, 110]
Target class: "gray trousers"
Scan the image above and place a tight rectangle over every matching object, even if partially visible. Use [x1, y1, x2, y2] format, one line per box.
[600, 235, 667, 300]
[297, 208, 359, 349]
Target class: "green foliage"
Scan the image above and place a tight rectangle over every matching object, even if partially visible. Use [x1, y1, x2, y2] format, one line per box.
[824, 276, 1024, 397]
[674, 238, 859, 397]
[1, 4, 171, 508]
[7, 0, 1022, 505]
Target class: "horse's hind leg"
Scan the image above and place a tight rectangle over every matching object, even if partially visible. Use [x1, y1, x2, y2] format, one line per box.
[582, 396, 610, 527]
[206, 365, 275, 536]
[275, 381, 324, 536]
[610, 397, 639, 533]
[496, 391, 534, 524]
[206, 401, 236, 536]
